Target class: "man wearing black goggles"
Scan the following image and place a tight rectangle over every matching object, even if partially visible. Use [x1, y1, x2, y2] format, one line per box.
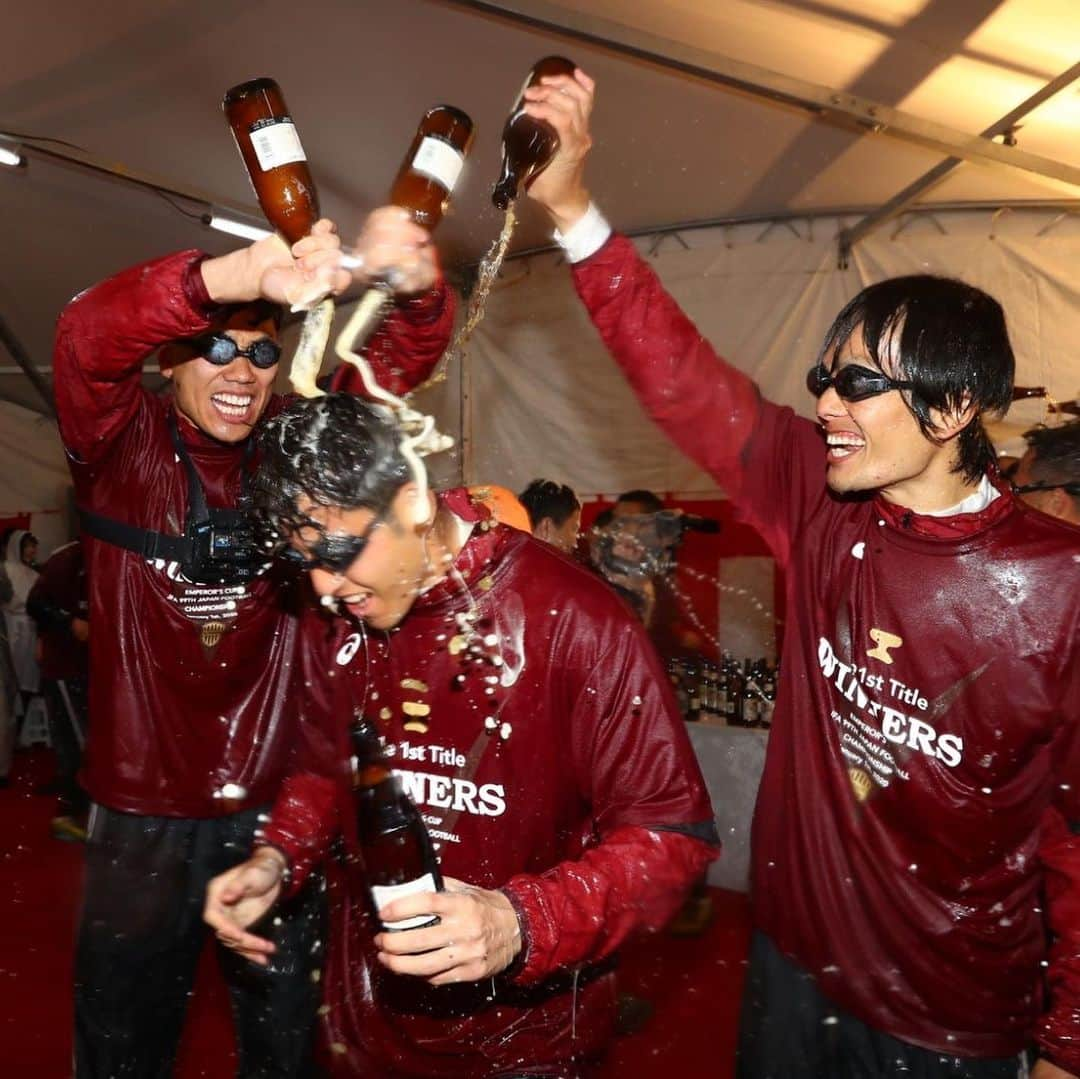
[190, 331, 282, 370]
[523, 75, 1080, 1079]
[279, 512, 384, 575]
[806, 362, 915, 403]
[1011, 419, 1080, 525]
[54, 208, 456, 1079]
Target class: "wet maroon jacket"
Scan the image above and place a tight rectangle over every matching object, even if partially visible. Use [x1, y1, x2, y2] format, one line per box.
[569, 233, 1080, 1070]
[263, 491, 719, 1076]
[52, 250, 453, 817]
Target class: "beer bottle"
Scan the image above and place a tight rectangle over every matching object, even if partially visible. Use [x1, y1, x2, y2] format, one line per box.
[685, 662, 701, 723]
[351, 719, 443, 932]
[1011, 385, 1047, 401]
[341, 103, 475, 352]
[759, 666, 776, 730]
[492, 56, 576, 211]
[727, 659, 744, 726]
[390, 105, 475, 231]
[223, 77, 319, 244]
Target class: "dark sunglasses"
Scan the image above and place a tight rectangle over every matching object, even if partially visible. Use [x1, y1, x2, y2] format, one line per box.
[279, 514, 383, 574]
[807, 363, 915, 402]
[1012, 480, 1080, 497]
[191, 332, 281, 370]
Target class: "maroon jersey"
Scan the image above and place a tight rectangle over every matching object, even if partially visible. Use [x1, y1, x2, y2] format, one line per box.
[264, 491, 717, 1076]
[52, 250, 453, 817]
[570, 234, 1080, 1068]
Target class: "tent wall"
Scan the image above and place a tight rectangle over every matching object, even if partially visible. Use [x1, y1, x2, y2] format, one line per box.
[0, 400, 73, 558]
[448, 208, 1080, 497]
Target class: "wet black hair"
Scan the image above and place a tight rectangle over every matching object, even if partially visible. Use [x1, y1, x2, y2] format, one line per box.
[254, 393, 410, 540]
[1023, 419, 1080, 508]
[518, 479, 580, 529]
[817, 275, 1014, 484]
[616, 489, 664, 514]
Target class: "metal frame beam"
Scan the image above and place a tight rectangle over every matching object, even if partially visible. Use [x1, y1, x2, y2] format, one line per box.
[0, 312, 55, 416]
[446, 0, 1080, 189]
[838, 62, 1080, 263]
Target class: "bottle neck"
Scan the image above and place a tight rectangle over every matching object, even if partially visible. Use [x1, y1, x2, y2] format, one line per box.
[354, 762, 392, 790]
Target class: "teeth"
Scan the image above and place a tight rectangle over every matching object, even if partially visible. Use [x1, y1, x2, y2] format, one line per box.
[213, 394, 253, 408]
[827, 434, 864, 447]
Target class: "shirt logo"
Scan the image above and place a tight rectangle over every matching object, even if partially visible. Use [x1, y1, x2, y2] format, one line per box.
[867, 628, 903, 665]
[336, 633, 362, 666]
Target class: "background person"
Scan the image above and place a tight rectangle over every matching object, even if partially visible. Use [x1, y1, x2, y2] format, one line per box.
[26, 537, 90, 841]
[1011, 419, 1080, 525]
[518, 477, 581, 553]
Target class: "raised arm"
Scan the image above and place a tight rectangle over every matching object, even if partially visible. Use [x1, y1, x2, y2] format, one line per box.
[521, 67, 824, 562]
[327, 205, 455, 398]
[54, 222, 350, 464]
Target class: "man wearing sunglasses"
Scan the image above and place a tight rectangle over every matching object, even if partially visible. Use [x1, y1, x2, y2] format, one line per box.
[1011, 420, 1080, 526]
[53, 209, 454, 1078]
[519, 70, 1080, 1079]
[203, 393, 720, 1076]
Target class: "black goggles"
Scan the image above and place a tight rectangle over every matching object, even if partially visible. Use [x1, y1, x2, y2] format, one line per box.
[807, 363, 915, 402]
[191, 332, 282, 370]
[1012, 480, 1080, 497]
[279, 515, 383, 575]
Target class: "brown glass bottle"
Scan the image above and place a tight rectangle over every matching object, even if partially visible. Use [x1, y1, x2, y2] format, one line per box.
[390, 105, 475, 231]
[351, 720, 443, 932]
[1011, 385, 1047, 401]
[492, 56, 576, 211]
[222, 77, 319, 244]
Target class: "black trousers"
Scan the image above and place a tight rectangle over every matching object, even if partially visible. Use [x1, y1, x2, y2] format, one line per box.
[737, 932, 1030, 1079]
[43, 676, 88, 815]
[75, 804, 325, 1078]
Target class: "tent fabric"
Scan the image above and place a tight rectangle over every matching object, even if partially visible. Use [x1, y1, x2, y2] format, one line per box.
[0, 401, 72, 557]
[456, 209, 1080, 497]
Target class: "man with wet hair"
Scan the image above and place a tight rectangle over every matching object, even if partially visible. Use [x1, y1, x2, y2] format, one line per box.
[55, 209, 454, 1078]
[519, 68, 1080, 1079]
[205, 392, 719, 1076]
[1012, 419, 1080, 525]
[517, 477, 581, 553]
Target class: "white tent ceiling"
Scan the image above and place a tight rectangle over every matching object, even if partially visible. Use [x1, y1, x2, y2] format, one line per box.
[0, 0, 1077, 418]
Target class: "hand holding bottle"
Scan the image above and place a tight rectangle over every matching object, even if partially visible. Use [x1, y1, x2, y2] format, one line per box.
[200, 218, 350, 307]
[345, 206, 440, 297]
[520, 67, 596, 232]
[374, 876, 523, 986]
[203, 848, 287, 967]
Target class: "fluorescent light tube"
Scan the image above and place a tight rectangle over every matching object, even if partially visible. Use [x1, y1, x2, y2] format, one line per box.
[206, 213, 273, 242]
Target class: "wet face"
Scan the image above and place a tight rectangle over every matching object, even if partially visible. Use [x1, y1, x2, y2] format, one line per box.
[815, 325, 964, 509]
[611, 500, 654, 519]
[537, 508, 581, 554]
[297, 485, 432, 631]
[162, 309, 279, 444]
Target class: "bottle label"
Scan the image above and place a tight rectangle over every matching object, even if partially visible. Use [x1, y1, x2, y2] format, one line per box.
[248, 117, 307, 171]
[372, 873, 439, 931]
[411, 136, 464, 192]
